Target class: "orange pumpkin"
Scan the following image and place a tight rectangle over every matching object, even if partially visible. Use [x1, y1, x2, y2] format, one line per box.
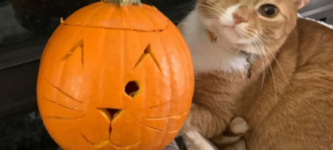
[36, 0, 194, 150]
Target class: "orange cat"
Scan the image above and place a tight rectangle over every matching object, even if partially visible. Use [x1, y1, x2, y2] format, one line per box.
[177, 0, 333, 149]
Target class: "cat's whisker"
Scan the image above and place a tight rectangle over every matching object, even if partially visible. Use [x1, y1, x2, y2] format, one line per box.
[197, 9, 223, 17]
[201, 13, 223, 18]
[252, 36, 267, 92]
[242, 29, 266, 55]
[254, 34, 269, 56]
[253, 36, 266, 66]
[197, 3, 225, 17]
[200, 5, 230, 22]
[255, 37, 278, 104]
[252, 35, 266, 71]
[236, 27, 259, 41]
[258, 34, 290, 87]
[255, 36, 268, 92]
[202, 1, 227, 12]
[237, 27, 255, 34]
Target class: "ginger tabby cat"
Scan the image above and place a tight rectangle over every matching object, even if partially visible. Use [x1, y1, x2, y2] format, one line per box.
[177, 0, 333, 149]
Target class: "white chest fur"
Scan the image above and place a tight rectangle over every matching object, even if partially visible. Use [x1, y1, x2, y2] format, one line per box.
[179, 10, 248, 74]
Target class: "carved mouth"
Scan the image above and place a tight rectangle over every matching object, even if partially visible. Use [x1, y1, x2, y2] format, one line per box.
[106, 108, 121, 134]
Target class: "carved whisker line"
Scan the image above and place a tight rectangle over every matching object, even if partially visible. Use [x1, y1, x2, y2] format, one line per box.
[139, 122, 164, 131]
[142, 113, 187, 120]
[58, 104, 83, 113]
[43, 116, 83, 120]
[139, 123, 180, 133]
[81, 133, 96, 145]
[42, 95, 57, 103]
[143, 89, 191, 110]
[42, 96, 83, 113]
[44, 78, 83, 104]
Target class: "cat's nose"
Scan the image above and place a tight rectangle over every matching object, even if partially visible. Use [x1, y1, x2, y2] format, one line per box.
[233, 13, 245, 25]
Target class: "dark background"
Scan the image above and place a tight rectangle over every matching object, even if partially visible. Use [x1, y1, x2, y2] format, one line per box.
[0, 0, 333, 149]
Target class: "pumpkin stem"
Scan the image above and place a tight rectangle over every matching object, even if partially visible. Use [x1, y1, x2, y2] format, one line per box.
[102, 0, 141, 6]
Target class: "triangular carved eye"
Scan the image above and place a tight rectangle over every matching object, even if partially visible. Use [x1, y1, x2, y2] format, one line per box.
[61, 40, 84, 67]
[133, 44, 161, 71]
[125, 81, 139, 98]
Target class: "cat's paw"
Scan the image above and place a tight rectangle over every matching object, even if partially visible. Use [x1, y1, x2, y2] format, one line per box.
[211, 117, 249, 146]
[228, 117, 249, 135]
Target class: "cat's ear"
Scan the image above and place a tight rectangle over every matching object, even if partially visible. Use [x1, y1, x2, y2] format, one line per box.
[294, 0, 309, 10]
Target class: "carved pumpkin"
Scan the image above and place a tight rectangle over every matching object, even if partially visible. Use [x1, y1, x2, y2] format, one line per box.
[36, 0, 194, 150]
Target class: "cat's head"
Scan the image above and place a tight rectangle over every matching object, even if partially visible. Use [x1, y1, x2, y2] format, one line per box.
[196, 0, 309, 55]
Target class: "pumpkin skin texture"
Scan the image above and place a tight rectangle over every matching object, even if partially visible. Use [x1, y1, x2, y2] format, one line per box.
[36, 1, 194, 150]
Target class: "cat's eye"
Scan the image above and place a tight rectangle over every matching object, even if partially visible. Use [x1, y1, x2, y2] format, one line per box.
[258, 4, 278, 18]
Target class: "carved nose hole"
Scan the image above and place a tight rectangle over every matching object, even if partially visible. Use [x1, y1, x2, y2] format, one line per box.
[107, 109, 121, 121]
[125, 81, 139, 97]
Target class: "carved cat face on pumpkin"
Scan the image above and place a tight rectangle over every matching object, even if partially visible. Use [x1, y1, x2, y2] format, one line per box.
[37, 2, 194, 150]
